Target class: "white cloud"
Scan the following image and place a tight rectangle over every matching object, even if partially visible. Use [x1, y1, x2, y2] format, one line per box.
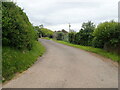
[46, 23, 82, 32]
[16, 0, 119, 31]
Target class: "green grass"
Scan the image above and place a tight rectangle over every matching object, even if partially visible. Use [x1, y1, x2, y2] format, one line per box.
[2, 41, 45, 81]
[53, 40, 120, 62]
[41, 37, 52, 40]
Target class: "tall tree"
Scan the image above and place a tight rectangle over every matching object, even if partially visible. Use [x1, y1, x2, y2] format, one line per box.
[78, 21, 95, 46]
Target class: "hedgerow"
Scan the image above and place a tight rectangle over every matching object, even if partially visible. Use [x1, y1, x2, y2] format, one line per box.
[93, 21, 120, 48]
[2, 2, 36, 50]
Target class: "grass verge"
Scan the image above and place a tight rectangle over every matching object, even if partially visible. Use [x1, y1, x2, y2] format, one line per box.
[2, 41, 45, 81]
[41, 37, 52, 40]
[53, 40, 120, 62]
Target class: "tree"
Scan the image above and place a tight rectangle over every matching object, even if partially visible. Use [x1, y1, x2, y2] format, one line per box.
[39, 24, 44, 28]
[79, 21, 95, 46]
[34, 26, 54, 38]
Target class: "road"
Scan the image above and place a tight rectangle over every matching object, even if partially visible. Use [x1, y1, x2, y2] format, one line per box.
[3, 39, 118, 88]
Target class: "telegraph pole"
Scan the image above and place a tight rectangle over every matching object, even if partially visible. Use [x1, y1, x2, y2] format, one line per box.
[69, 23, 71, 32]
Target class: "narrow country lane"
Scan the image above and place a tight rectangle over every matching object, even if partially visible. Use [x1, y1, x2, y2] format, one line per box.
[3, 39, 118, 88]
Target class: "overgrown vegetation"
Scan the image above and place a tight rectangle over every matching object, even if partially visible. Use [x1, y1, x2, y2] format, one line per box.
[2, 2, 45, 81]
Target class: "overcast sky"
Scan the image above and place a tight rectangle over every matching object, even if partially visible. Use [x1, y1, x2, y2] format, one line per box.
[16, 0, 119, 32]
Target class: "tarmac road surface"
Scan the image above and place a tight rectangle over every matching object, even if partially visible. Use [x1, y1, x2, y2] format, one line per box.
[3, 39, 118, 88]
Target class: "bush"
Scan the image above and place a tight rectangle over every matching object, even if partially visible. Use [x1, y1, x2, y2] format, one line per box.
[2, 2, 36, 50]
[92, 37, 104, 48]
[68, 32, 76, 43]
[63, 33, 69, 42]
[54, 32, 64, 40]
[93, 21, 120, 48]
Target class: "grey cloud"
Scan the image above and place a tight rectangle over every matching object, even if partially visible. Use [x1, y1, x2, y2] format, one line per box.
[17, 0, 118, 31]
